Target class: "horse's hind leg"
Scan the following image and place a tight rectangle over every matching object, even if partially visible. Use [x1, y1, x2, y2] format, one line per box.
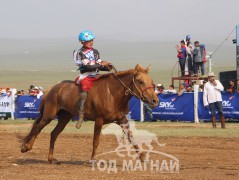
[21, 117, 53, 153]
[21, 107, 57, 153]
[48, 110, 72, 164]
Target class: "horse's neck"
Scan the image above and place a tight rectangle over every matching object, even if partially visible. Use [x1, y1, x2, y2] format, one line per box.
[115, 73, 134, 98]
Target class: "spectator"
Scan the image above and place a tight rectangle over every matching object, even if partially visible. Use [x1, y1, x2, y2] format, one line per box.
[21, 90, 25, 95]
[226, 84, 233, 94]
[30, 85, 34, 89]
[226, 80, 236, 94]
[200, 44, 207, 77]
[178, 83, 186, 96]
[164, 85, 177, 94]
[185, 42, 193, 76]
[6, 88, 12, 96]
[33, 87, 40, 96]
[155, 84, 165, 94]
[28, 85, 35, 96]
[0, 89, 7, 96]
[37, 86, 44, 99]
[203, 72, 225, 128]
[176, 40, 186, 77]
[186, 85, 193, 92]
[191, 41, 202, 76]
[237, 80, 239, 93]
[16, 90, 23, 96]
[199, 80, 207, 92]
[184, 35, 194, 49]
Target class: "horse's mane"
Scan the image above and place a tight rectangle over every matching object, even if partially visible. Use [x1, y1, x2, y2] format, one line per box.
[96, 69, 136, 81]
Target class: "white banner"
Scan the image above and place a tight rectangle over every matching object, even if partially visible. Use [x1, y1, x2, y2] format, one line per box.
[0, 94, 13, 116]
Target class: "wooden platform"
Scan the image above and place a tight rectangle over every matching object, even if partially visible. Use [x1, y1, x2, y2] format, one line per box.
[172, 76, 208, 87]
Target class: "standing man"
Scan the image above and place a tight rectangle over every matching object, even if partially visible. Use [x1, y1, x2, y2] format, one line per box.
[200, 44, 207, 77]
[176, 40, 186, 77]
[203, 72, 225, 128]
[191, 41, 202, 76]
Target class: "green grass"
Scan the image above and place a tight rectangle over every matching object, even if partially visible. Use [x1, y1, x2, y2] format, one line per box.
[1, 119, 238, 138]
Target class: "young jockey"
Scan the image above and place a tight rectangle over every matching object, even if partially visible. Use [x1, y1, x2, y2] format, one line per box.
[73, 30, 111, 129]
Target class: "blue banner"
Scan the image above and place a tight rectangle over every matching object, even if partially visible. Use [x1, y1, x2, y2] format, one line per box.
[14, 96, 41, 119]
[129, 96, 140, 120]
[152, 93, 194, 121]
[198, 92, 239, 120]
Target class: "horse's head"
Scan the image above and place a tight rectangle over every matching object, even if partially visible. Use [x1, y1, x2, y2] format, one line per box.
[132, 64, 159, 108]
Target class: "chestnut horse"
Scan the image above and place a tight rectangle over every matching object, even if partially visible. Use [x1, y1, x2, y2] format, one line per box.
[20, 64, 159, 163]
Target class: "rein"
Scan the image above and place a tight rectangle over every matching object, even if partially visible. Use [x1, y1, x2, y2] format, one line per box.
[110, 65, 154, 101]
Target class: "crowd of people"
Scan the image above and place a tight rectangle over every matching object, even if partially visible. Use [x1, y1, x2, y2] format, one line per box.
[0, 88, 12, 97]
[16, 85, 44, 99]
[176, 35, 207, 77]
[154, 79, 239, 96]
[0, 85, 44, 98]
[16, 85, 44, 97]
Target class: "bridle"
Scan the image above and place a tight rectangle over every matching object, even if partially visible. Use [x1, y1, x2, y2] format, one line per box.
[110, 65, 154, 101]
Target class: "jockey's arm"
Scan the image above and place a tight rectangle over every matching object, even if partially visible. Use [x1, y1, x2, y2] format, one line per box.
[83, 63, 110, 71]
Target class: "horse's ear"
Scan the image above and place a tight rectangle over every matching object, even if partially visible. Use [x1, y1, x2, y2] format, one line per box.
[135, 64, 144, 72]
[145, 65, 151, 74]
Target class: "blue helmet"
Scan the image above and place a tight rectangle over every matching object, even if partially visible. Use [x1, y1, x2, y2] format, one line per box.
[200, 44, 205, 48]
[186, 35, 191, 40]
[78, 30, 95, 42]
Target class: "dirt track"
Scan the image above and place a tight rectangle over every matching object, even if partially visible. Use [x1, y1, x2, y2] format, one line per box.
[0, 130, 239, 180]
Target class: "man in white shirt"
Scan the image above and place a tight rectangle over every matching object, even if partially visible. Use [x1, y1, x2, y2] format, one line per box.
[203, 72, 225, 128]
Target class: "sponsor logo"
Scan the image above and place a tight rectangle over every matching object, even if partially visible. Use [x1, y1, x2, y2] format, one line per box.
[0, 102, 10, 107]
[158, 102, 174, 109]
[24, 102, 35, 108]
[222, 101, 231, 107]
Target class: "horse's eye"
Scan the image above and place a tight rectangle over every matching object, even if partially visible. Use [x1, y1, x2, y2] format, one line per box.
[139, 81, 144, 84]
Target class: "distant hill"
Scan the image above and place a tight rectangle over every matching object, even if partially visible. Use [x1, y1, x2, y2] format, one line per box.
[0, 38, 236, 89]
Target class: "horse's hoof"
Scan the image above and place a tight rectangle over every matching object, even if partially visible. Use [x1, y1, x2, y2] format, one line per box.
[48, 158, 61, 165]
[89, 159, 96, 163]
[21, 145, 29, 153]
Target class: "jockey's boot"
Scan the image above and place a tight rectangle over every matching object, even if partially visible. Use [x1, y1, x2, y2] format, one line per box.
[75, 91, 88, 129]
[211, 116, 216, 128]
[220, 115, 226, 129]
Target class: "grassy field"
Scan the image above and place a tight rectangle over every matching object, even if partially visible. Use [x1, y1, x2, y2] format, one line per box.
[1, 119, 238, 138]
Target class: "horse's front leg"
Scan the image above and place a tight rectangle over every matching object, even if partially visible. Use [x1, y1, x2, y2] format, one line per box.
[117, 117, 146, 161]
[91, 117, 103, 161]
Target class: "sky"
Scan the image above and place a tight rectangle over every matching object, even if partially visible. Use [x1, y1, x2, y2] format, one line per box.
[0, 0, 239, 42]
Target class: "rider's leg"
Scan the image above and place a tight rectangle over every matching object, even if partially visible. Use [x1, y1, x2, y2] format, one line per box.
[75, 90, 88, 129]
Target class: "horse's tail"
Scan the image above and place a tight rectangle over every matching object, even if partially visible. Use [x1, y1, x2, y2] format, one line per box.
[17, 93, 46, 144]
[154, 136, 165, 147]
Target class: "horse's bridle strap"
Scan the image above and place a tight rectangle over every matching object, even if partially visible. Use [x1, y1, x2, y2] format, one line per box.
[111, 69, 153, 101]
